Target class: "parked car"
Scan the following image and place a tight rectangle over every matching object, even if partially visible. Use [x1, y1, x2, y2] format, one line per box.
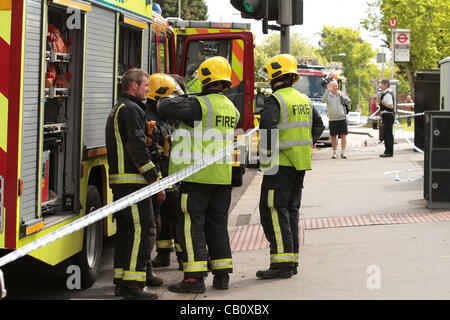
[313, 102, 331, 146]
[347, 111, 362, 126]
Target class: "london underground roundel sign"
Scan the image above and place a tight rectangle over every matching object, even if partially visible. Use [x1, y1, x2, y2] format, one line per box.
[389, 19, 397, 28]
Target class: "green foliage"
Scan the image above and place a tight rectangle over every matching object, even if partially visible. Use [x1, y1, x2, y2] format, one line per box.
[318, 26, 377, 111]
[155, 0, 208, 20]
[361, 0, 450, 96]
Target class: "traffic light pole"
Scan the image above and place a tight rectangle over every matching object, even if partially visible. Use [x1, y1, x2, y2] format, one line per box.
[280, 25, 291, 54]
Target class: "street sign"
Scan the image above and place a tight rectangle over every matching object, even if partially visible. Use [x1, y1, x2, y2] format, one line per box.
[389, 18, 397, 28]
[394, 29, 410, 62]
[377, 53, 386, 63]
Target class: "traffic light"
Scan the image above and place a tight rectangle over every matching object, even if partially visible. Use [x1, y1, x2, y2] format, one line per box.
[278, 0, 303, 25]
[291, 0, 303, 25]
[230, 1, 302, 24]
[230, 0, 277, 20]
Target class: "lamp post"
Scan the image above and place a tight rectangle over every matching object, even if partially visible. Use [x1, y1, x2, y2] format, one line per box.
[330, 52, 346, 62]
[358, 63, 361, 107]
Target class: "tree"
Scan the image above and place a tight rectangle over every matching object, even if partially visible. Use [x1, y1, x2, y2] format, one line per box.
[254, 33, 326, 80]
[155, 0, 208, 20]
[361, 0, 450, 97]
[319, 26, 377, 112]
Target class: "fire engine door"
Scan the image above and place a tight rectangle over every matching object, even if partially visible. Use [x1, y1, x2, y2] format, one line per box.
[179, 32, 254, 130]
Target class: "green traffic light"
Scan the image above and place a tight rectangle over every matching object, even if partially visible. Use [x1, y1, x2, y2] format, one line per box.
[243, 0, 255, 13]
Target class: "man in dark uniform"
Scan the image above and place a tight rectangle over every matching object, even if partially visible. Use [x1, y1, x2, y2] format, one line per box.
[105, 68, 165, 299]
[378, 79, 395, 157]
[157, 56, 239, 293]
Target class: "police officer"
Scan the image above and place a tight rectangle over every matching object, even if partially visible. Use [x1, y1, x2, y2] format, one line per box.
[256, 54, 324, 279]
[145, 74, 184, 276]
[157, 56, 240, 293]
[105, 68, 165, 299]
[378, 79, 395, 157]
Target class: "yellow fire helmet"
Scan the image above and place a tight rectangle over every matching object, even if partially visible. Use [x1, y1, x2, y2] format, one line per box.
[147, 73, 178, 101]
[195, 56, 232, 88]
[258, 54, 299, 83]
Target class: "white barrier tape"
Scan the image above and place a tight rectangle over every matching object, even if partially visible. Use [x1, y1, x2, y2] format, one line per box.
[0, 269, 5, 299]
[394, 119, 423, 153]
[395, 112, 425, 119]
[393, 175, 424, 182]
[365, 111, 425, 121]
[0, 126, 258, 269]
[385, 168, 424, 182]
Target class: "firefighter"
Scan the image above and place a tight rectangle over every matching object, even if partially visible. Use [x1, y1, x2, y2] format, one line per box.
[256, 54, 324, 279]
[157, 56, 240, 293]
[144, 73, 184, 280]
[105, 68, 165, 299]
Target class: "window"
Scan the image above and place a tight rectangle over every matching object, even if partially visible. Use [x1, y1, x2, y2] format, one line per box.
[184, 39, 232, 82]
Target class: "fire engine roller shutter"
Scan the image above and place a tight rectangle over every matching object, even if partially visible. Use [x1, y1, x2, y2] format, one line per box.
[20, 0, 43, 223]
[83, 5, 116, 148]
[142, 26, 149, 73]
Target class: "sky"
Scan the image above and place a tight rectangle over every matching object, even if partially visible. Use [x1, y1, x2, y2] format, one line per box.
[204, 0, 385, 50]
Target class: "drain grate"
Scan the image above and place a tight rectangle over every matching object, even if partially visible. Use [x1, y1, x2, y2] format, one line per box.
[230, 211, 450, 252]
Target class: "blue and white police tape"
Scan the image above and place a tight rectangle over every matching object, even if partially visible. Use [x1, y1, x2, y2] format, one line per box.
[384, 168, 424, 182]
[394, 118, 423, 153]
[0, 126, 259, 271]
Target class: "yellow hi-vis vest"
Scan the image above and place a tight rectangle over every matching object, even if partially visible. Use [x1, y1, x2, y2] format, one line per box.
[272, 87, 313, 171]
[169, 93, 240, 184]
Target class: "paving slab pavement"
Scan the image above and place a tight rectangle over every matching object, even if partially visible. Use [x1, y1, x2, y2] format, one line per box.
[149, 129, 450, 301]
[197, 222, 450, 300]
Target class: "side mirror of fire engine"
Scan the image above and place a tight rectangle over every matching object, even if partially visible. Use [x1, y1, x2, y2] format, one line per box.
[0, 269, 7, 299]
[254, 87, 266, 114]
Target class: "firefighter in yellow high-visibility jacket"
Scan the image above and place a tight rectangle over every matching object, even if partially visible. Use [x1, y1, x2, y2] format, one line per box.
[157, 57, 240, 293]
[256, 54, 324, 279]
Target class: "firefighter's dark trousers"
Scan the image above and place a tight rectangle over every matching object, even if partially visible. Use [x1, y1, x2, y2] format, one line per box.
[259, 166, 305, 270]
[155, 188, 182, 258]
[177, 182, 233, 278]
[112, 187, 156, 287]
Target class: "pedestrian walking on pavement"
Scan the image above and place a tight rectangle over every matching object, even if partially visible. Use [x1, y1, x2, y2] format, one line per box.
[105, 68, 165, 300]
[145, 73, 185, 273]
[157, 56, 240, 293]
[322, 79, 351, 159]
[378, 79, 395, 158]
[256, 54, 324, 279]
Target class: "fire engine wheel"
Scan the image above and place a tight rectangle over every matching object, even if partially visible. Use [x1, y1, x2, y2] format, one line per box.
[75, 185, 103, 289]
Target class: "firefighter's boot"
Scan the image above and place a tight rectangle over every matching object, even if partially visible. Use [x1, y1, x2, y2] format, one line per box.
[168, 277, 206, 294]
[152, 251, 171, 268]
[177, 256, 184, 271]
[122, 285, 158, 300]
[146, 261, 164, 287]
[213, 274, 229, 290]
[256, 267, 293, 279]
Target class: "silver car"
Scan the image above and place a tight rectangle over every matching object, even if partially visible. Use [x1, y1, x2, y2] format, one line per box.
[313, 102, 331, 146]
[347, 111, 362, 126]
